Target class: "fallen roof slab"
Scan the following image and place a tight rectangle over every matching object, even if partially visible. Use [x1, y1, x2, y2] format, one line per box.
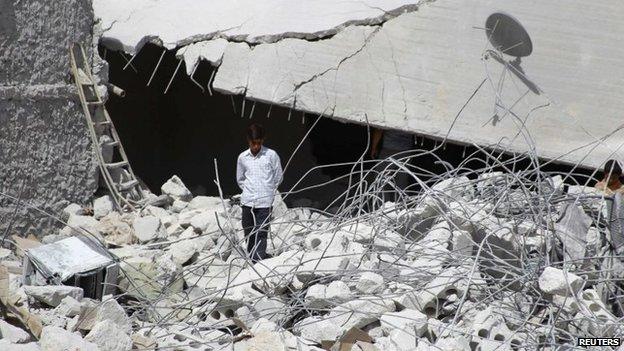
[94, 0, 624, 169]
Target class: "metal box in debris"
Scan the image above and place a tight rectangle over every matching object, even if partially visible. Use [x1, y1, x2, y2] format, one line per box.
[23, 236, 118, 300]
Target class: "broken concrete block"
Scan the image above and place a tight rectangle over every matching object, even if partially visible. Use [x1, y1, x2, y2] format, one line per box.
[24, 285, 83, 307]
[0, 340, 41, 351]
[61, 203, 83, 221]
[538, 267, 584, 295]
[188, 196, 223, 210]
[380, 309, 427, 338]
[132, 215, 165, 242]
[60, 214, 102, 238]
[189, 210, 220, 233]
[434, 336, 471, 351]
[168, 237, 210, 265]
[54, 295, 82, 317]
[325, 297, 395, 332]
[85, 319, 133, 351]
[99, 212, 135, 246]
[249, 250, 304, 293]
[326, 280, 352, 301]
[294, 316, 341, 344]
[171, 199, 189, 213]
[40, 326, 98, 351]
[355, 272, 384, 294]
[0, 319, 31, 343]
[305, 284, 329, 309]
[161, 175, 192, 201]
[95, 296, 132, 333]
[432, 176, 475, 202]
[93, 195, 114, 219]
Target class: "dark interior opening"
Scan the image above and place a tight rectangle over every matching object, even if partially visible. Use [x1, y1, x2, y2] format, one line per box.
[100, 43, 598, 210]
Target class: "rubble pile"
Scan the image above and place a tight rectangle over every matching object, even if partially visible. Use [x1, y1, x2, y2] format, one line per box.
[2, 159, 624, 350]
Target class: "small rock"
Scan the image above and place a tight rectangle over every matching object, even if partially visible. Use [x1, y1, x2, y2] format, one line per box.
[93, 195, 114, 219]
[40, 326, 98, 351]
[380, 309, 428, 338]
[0, 319, 31, 343]
[61, 203, 83, 221]
[161, 175, 192, 201]
[538, 267, 584, 295]
[85, 320, 133, 351]
[356, 272, 384, 294]
[132, 216, 165, 242]
[24, 285, 83, 307]
[188, 196, 222, 210]
[61, 214, 102, 238]
[54, 296, 82, 317]
[0, 340, 41, 351]
[171, 199, 189, 213]
[96, 296, 132, 333]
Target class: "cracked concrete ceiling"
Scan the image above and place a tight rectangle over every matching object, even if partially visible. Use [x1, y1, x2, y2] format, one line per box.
[95, 0, 624, 169]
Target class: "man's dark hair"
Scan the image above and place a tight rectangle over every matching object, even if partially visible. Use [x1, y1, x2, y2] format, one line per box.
[247, 123, 265, 140]
[604, 159, 622, 176]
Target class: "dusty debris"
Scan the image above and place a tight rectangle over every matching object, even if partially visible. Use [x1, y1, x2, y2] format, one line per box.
[2, 162, 624, 350]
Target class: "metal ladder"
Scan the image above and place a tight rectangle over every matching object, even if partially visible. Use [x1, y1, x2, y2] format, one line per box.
[69, 43, 144, 210]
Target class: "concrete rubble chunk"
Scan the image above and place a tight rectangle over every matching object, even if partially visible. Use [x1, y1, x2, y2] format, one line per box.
[61, 203, 83, 221]
[380, 309, 428, 338]
[132, 215, 165, 242]
[0, 340, 41, 351]
[93, 195, 114, 219]
[538, 267, 584, 295]
[85, 319, 133, 351]
[355, 272, 385, 294]
[61, 214, 103, 238]
[54, 295, 82, 317]
[0, 319, 32, 343]
[161, 175, 192, 201]
[40, 326, 98, 351]
[23, 285, 83, 307]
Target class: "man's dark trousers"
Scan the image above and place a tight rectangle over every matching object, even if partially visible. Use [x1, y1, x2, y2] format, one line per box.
[241, 206, 271, 263]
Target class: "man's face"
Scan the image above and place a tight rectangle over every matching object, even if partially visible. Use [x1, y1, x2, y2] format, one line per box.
[248, 138, 263, 155]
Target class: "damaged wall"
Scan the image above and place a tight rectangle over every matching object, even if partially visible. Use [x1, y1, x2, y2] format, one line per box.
[0, 1, 98, 235]
[96, 0, 624, 170]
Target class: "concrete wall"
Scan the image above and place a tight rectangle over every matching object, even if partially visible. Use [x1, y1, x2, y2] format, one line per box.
[0, 1, 98, 235]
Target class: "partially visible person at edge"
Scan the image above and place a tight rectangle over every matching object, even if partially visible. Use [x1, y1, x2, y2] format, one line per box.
[595, 159, 624, 195]
[236, 123, 283, 263]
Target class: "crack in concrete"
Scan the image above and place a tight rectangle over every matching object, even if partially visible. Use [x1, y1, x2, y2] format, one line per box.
[99, 2, 427, 53]
[288, 26, 382, 103]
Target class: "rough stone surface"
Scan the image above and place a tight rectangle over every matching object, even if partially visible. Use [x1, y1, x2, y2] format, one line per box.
[0, 340, 41, 351]
[0, 1, 98, 236]
[85, 319, 133, 351]
[54, 295, 83, 317]
[40, 326, 98, 351]
[0, 319, 31, 343]
[161, 175, 192, 201]
[132, 215, 165, 242]
[538, 267, 584, 295]
[24, 285, 83, 307]
[93, 195, 114, 219]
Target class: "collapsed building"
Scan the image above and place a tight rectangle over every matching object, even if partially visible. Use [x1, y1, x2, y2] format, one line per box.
[2, 0, 624, 350]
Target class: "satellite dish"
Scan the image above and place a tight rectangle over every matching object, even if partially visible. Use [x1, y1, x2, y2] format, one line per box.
[485, 13, 532, 57]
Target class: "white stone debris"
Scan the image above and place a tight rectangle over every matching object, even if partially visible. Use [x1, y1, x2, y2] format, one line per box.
[132, 215, 166, 242]
[23, 285, 83, 307]
[85, 320, 133, 351]
[5, 166, 624, 350]
[161, 175, 193, 202]
[93, 195, 114, 219]
[40, 326, 98, 351]
[538, 267, 584, 295]
[0, 319, 32, 343]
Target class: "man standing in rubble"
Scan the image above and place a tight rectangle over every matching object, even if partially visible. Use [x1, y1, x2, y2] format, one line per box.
[236, 123, 283, 263]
